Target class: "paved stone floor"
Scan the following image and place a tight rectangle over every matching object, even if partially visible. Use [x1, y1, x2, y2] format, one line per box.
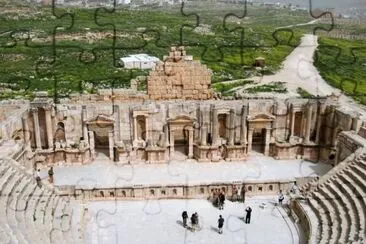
[83, 197, 300, 244]
[40, 154, 332, 188]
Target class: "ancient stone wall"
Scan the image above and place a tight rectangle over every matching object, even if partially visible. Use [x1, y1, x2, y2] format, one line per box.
[147, 46, 214, 100]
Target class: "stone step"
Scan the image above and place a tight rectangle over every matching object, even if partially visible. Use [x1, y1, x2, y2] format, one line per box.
[0, 170, 22, 243]
[338, 172, 366, 241]
[61, 199, 75, 243]
[325, 180, 354, 243]
[308, 198, 329, 244]
[6, 175, 31, 244]
[352, 164, 366, 179]
[310, 191, 333, 244]
[25, 185, 47, 243]
[0, 168, 16, 192]
[51, 198, 67, 244]
[315, 187, 341, 244]
[346, 168, 366, 192]
[333, 176, 363, 242]
[34, 189, 54, 243]
[0, 163, 10, 175]
[16, 180, 38, 243]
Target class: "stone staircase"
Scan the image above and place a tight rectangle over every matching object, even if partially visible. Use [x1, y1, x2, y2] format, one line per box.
[0, 158, 79, 243]
[296, 151, 366, 244]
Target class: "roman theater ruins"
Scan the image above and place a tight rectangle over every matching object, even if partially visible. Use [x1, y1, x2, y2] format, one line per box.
[1, 46, 366, 243]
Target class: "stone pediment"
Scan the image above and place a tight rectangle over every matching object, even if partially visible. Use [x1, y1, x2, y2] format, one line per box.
[247, 113, 275, 122]
[86, 114, 114, 125]
[167, 115, 195, 125]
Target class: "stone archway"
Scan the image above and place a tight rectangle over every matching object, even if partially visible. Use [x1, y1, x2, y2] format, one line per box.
[247, 113, 274, 156]
[86, 115, 114, 160]
[167, 115, 195, 160]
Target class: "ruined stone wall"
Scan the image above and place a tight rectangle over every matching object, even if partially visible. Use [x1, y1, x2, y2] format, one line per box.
[147, 47, 214, 100]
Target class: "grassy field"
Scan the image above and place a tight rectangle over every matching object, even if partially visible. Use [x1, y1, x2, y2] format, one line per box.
[314, 37, 366, 104]
[0, 3, 312, 100]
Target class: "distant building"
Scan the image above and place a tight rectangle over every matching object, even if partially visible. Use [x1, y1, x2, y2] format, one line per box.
[120, 54, 160, 70]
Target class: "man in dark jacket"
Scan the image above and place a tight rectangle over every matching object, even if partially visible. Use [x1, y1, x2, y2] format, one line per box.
[245, 206, 252, 224]
[219, 193, 225, 210]
[218, 215, 224, 234]
[191, 213, 196, 231]
[182, 211, 188, 227]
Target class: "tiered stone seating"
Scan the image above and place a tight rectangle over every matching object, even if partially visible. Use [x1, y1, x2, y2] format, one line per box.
[297, 152, 366, 244]
[0, 158, 78, 243]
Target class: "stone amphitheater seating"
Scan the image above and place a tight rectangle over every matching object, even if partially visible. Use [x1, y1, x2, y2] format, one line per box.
[297, 152, 366, 244]
[0, 158, 78, 243]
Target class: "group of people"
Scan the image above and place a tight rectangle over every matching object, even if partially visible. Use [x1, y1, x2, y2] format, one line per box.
[213, 192, 226, 210]
[34, 166, 54, 187]
[181, 211, 200, 231]
[181, 206, 253, 234]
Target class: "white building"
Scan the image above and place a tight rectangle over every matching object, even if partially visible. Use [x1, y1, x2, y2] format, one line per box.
[120, 54, 160, 70]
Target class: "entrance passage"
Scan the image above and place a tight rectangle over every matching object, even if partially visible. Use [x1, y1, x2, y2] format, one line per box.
[252, 128, 265, 154]
[174, 128, 189, 160]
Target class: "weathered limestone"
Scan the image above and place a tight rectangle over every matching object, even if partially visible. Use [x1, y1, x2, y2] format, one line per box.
[304, 103, 313, 144]
[45, 108, 53, 149]
[211, 105, 219, 146]
[31, 108, 42, 150]
[88, 131, 95, 160]
[228, 109, 235, 146]
[147, 46, 214, 100]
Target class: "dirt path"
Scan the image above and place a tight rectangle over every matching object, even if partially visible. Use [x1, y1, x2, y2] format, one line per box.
[235, 34, 366, 118]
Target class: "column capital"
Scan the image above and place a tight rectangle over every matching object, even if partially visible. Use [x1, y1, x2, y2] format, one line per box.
[31, 107, 39, 113]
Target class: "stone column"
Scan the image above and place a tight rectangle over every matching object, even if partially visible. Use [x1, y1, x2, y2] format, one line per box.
[195, 107, 200, 141]
[351, 115, 362, 132]
[45, 108, 54, 149]
[133, 115, 138, 142]
[228, 109, 235, 146]
[264, 128, 271, 156]
[164, 125, 169, 148]
[240, 105, 247, 145]
[169, 127, 174, 157]
[22, 117, 31, 149]
[211, 106, 219, 146]
[88, 131, 95, 160]
[82, 106, 89, 144]
[201, 124, 207, 146]
[145, 116, 149, 143]
[108, 131, 114, 160]
[32, 108, 42, 150]
[346, 115, 353, 131]
[290, 110, 295, 137]
[188, 128, 193, 159]
[315, 104, 325, 144]
[247, 128, 254, 153]
[304, 104, 313, 144]
[113, 105, 121, 142]
[331, 126, 338, 147]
